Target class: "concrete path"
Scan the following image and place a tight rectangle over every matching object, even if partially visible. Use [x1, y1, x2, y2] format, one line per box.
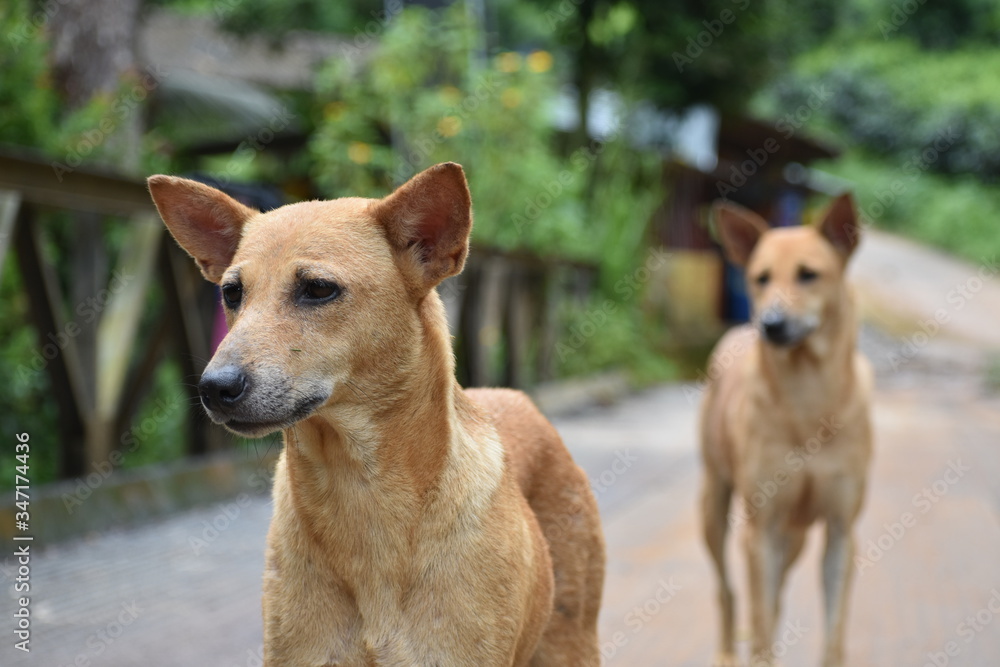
[4, 230, 1000, 666]
[853, 230, 1000, 353]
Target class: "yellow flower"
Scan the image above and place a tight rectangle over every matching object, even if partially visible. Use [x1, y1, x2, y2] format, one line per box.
[437, 116, 462, 138]
[347, 141, 372, 164]
[501, 88, 522, 109]
[496, 51, 522, 73]
[526, 50, 553, 73]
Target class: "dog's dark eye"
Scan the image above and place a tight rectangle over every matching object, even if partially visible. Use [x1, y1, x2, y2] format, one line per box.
[798, 267, 819, 283]
[301, 280, 341, 303]
[755, 271, 770, 287]
[222, 283, 242, 308]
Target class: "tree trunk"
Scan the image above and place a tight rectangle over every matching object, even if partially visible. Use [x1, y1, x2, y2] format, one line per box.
[49, 0, 144, 173]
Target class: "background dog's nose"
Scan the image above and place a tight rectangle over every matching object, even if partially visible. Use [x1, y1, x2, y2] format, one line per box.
[760, 310, 788, 342]
[198, 366, 247, 412]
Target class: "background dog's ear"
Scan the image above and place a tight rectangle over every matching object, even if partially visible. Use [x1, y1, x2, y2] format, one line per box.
[818, 193, 861, 259]
[374, 162, 472, 294]
[147, 176, 257, 284]
[712, 201, 770, 267]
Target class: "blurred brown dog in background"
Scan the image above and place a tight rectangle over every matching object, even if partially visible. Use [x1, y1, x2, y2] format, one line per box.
[700, 194, 873, 667]
[148, 163, 605, 666]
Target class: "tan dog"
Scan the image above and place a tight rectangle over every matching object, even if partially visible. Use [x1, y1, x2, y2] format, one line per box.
[700, 195, 873, 667]
[147, 163, 605, 666]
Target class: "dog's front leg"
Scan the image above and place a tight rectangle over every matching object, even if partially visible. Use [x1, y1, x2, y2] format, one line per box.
[820, 519, 854, 667]
[744, 522, 785, 666]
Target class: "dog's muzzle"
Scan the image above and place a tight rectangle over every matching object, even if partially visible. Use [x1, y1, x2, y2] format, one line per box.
[758, 309, 813, 347]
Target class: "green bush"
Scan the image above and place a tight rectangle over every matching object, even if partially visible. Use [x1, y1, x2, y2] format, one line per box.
[761, 40, 1000, 181]
[310, 4, 662, 268]
[820, 151, 1000, 263]
[309, 4, 670, 380]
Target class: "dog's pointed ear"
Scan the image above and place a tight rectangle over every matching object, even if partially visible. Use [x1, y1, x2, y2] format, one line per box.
[818, 193, 860, 259]
[712, 201, 770, 267]
[374, 162, 472, 294]
[147, 176, 257, 283]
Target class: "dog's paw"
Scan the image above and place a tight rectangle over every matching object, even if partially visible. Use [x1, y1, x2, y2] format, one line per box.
[711, 651, 741, 667]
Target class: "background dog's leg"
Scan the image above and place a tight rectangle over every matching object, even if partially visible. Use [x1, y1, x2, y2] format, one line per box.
[745, 523, 787, 667]
[821, 520, 854, 667]
[701, 474, 737, 666]
[773, 527, 806, 630]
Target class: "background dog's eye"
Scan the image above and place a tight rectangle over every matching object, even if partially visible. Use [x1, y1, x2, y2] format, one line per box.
[755, 271, 770, 287]
[798, 267, 819, 283]
[302, 280, 341, 302]
[222, 283, 242, 308]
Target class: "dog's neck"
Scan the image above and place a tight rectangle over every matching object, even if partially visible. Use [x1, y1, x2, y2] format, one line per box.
[275, 291, 499, 567]
[757, 285, 858, 413]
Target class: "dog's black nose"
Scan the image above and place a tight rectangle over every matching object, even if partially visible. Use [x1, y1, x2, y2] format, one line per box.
[760, 311, 789, 344]
[199, 365, 247, 412]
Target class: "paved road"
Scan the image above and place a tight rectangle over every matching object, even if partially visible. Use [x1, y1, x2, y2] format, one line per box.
[5, 373, 1000, 667]
[5, 231, 1000, 666]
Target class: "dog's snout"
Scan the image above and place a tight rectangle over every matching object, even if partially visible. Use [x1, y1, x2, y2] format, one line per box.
[199, 365, 248, 413]
[760, 310, 789, 344]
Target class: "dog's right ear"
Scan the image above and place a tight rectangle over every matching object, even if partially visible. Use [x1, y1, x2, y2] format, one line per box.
[374, 162, 472, 296]
[147, 176, 257, 284]
[712, 201, 770, 267]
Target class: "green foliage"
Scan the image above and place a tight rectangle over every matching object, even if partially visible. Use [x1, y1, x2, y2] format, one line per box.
[0, 0, 152, 170]
[554, 296, 677, 383]
[537, 0, 840, 113]
[0, 0, 60, 147]
[208, 0, 383, 40]
[0, 255, 61, 489]
[763, 39, 1000, 181]
[820, 152, 1000, 263]
[312, 5, 596, 261]
[311, 4, 666, 378]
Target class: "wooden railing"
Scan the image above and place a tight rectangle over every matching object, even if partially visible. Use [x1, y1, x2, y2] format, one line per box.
[0, 149, 226, 478]
[0, 149, 598, 479]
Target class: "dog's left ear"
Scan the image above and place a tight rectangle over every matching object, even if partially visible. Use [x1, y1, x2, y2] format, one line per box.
[818, 193, 861, 260]
[374, 162, 472, 295]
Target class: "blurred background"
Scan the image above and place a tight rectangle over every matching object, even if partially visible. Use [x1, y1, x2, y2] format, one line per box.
[1, 0, 1000, 665]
